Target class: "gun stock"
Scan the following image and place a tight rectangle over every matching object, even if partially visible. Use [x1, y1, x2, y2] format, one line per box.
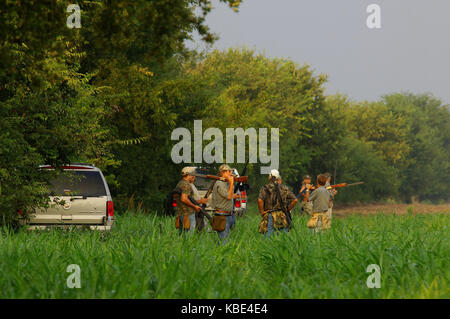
[188, 196, 212, 222]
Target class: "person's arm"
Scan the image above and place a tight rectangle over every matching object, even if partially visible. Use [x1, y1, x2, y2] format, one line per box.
[288, 198, 298, 211]
[226, 175, 234, 200]
[258, 187, 269, 217]
[216, 178, 234, 200]
[181, 193, 201, 212]
[304, 189, 309, 201]
[287, 190, 298, 211]
[303, 183, 313, 201]
[258, 198, 268, 217]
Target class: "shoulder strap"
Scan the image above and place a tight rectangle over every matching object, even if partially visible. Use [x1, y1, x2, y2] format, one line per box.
[273, 182, 286, 211]
[272, 179, 293, 227]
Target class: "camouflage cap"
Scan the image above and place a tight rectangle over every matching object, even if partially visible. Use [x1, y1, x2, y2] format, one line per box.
[303, 174, 311, 180]
[181, 166, 196, 176]
[219, 164, 232, 172]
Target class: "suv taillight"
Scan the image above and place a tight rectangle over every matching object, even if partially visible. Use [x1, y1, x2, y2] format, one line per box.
[235, 200, 241, 208]
[172, 200, 177, 207]
[107, 201, 114, 217]
[241, 191, 246, 203]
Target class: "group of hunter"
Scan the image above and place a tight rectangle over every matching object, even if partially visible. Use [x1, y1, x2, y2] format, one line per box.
[173, 165, 337, 242]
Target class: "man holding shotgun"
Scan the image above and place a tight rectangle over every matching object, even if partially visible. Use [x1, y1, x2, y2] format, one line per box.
[173, 167, 205, 234]
[306, 174, 364, 231]
[211, 164, 240, 244]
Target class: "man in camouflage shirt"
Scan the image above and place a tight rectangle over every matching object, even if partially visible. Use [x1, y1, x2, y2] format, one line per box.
[174, 167, 202, 234]
[297, 174, 313, 216]
[258, 169, 298, 237]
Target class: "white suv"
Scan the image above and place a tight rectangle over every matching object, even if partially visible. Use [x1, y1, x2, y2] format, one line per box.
[22, 163, 114, 231]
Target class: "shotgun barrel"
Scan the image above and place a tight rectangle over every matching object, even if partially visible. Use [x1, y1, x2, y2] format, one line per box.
[193, 173, 248, 183]
[325, 181, 364, 190]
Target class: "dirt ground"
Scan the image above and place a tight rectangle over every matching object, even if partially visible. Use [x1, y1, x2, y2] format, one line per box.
[333, 202, 450, 217]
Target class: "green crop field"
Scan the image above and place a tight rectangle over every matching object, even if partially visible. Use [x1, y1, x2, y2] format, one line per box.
[0, 211, 448, 299]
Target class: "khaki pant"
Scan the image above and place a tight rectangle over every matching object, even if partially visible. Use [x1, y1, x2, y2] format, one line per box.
[326, 202, 333, 220]
[307, 212, 330, 231]
[299, 201, 313, 215]
[326, 207, 332, 221]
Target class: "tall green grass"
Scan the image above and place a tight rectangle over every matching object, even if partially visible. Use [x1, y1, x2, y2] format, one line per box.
[0, 212, 448, 298]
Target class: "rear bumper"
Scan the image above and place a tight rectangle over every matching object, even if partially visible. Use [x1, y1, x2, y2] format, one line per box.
[27, 214, 106, 224]
[22, 216, 114, 232]
[25, 224, 112, 231]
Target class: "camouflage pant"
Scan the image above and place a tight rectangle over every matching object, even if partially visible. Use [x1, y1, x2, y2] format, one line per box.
[299, 201, 313, 215]
[307, 212, 330, 231]
[259, 210, 289, 234]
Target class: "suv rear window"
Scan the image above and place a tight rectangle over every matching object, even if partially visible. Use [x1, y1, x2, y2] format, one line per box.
[193, 176, 215, 191]
[49, 171, 107, 197]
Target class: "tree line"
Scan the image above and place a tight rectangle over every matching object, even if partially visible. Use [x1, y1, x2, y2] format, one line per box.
[1, 1, 448, 225]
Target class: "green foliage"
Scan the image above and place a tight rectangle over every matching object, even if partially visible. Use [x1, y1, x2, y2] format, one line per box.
[0, 1, 111, 226]
[1, 213, 448, 298]
[333, 136, 400, 202]
[0, 0, 242, 225]
[383, 93, 450, 202]
[182, 48, 330, 191]
[322, 93, 449, 203]
[1, 0, 449, 226]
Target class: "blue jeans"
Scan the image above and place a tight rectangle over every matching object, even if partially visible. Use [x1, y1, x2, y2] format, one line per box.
[265, 213, 288, 238]
[217, 214, 235, 244]
[179, 214, 196, 236]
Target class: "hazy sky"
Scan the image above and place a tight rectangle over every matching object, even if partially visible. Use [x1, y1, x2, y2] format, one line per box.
[187, 0, 450, 104]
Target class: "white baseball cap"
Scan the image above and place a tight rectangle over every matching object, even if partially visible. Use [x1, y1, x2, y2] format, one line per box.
[181, 166, 196, 176]
[269, 169, 281, 179]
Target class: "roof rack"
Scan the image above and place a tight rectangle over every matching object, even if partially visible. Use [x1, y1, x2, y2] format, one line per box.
[69, 162, 94, 167]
